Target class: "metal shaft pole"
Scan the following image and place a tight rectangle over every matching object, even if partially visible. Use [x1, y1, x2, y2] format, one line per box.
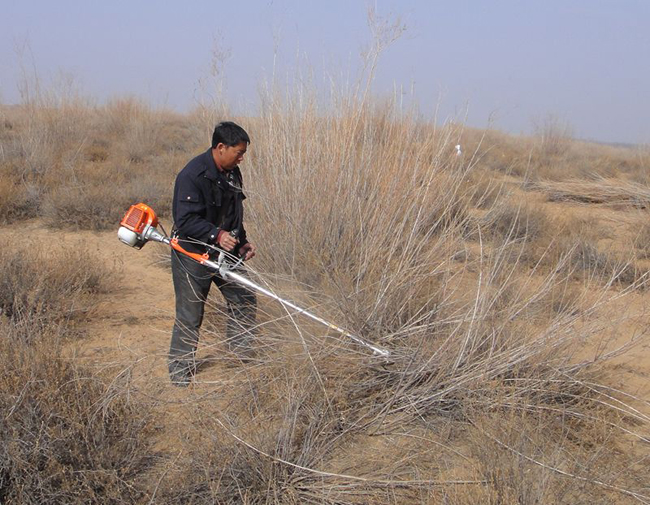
[226, 270, 389, 357]
[200, 258, 390, 357]
[147, 227, 389, 357]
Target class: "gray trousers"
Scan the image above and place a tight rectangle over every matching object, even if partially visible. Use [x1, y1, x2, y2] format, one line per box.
[169, 250, 257, 373]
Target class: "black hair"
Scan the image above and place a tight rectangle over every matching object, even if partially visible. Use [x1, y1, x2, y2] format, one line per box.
[211, 121, 250, 148]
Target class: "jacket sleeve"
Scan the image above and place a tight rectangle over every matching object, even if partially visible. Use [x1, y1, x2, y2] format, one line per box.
[239, 223, 248, 246]
[238, 170, 249, 246]
[239, 197, 248, 246]
[173, 170, 220, 244]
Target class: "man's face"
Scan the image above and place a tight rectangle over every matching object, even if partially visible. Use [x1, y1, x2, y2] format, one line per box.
[213, 142, 247, 171]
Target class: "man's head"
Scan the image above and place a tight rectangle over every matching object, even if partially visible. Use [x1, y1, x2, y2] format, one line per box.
[211, 121, 250, 171]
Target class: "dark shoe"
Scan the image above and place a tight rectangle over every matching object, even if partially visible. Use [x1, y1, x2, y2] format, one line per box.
[169, 363, 193, 387]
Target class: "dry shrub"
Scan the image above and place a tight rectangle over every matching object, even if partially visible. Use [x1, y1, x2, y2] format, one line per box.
[152, 240, 648, 503]
[102, 97, 184, 163]
[466, 172, 505, 209]
[84, 138, 110, 163]
[0, 179, 32, 223]
[0, 242, 115, 338]
[243, 93, 474, 335]
[42, 175, 171, 230]
[9, 77, 93, 179]
[458, 120, 644, 185]
[528, 140, 649, 184]
[157, 348, 474, 504]
[507, 211, 649, 288]
[484, 202, 547, 242]
[455, 405, 645, 504]
[534, 178, 650, 208]
[458, 128, 534, 178]
[0, 324, 155, 504]
[0, 99, 187, 227]
[160, 378, 356, 504]
[0, 241, 155, 504]
[629, 145, 650, 185]
[553, 238, 646, 288]
[634, 217, 650, 259]
[533, 114, 574, 160]
[39, 156, 177, 229]
[156, 115, 198, 153]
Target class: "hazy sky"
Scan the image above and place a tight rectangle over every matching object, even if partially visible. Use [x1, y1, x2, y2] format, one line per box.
[1, 0, 648, 144]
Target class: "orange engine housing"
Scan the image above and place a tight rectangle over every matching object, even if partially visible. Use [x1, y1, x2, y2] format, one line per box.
[120, 203, 159, 234]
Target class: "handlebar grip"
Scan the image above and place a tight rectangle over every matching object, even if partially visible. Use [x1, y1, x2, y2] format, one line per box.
[228, 229, 242, 258]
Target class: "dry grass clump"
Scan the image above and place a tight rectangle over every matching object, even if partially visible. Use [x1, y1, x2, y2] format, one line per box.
[0, 178, 34, 223]
[0, 241, 156, 504]
[0, 94, 195, 227]
[39, 159, 175, 230]
[0, 324, 156, 504]
[564, 239, 612, 275]
[533, 178, 650, 208]
[533, 113, 574, 160]
[634, 218, 650, 259]
[483, 201, 547, 242]
[102, 97, 172, 163]
[466, 171, 506, 209]
[0, 242, 115, 338]
[546, 237, 647, 288]
[459, 128, 533, 178]
[242, 92, 473, 335]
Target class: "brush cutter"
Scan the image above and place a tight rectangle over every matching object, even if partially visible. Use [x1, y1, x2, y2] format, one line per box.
[118, 203, 390, 357]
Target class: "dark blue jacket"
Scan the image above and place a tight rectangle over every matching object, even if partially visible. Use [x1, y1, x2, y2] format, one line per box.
[172, 148, 248, 254]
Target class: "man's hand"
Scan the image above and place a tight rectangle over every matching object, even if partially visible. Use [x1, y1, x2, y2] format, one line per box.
[239, 243, 256, 261]
[217, 230, 238, 252]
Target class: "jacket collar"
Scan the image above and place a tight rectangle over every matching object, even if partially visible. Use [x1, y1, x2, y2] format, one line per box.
[203, 148, 239, 182]
[204, 148, 244, 183]
[203, 148, 219, 181]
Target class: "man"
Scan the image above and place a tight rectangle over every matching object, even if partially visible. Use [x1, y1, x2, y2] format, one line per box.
[169, 121, 257, 386]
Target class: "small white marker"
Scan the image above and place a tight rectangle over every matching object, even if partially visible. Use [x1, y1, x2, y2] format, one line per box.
[455, 144, 462, 156]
